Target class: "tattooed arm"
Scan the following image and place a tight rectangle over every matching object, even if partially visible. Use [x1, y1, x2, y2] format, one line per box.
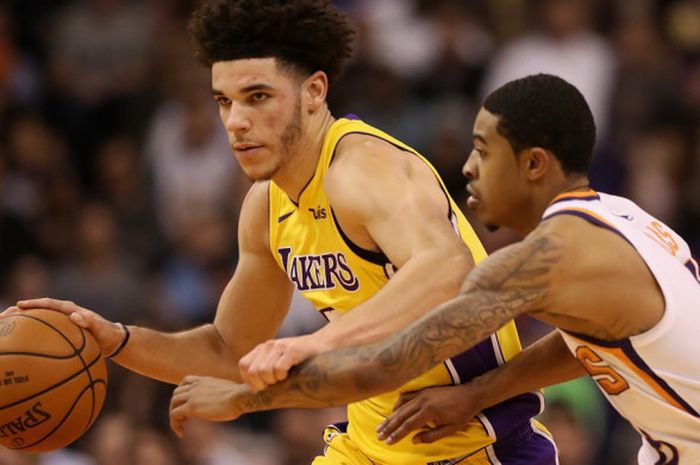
[170, 231, 565, 431]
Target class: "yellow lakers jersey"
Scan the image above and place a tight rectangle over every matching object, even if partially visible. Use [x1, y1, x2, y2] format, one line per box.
[268, 117, 542, 464]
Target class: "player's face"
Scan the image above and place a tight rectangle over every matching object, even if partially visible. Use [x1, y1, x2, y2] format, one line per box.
[462, 108, 531, 231]
[211, 58, 303, 181]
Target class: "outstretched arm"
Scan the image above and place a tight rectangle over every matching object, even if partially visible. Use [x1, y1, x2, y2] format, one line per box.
[170, 230, 566, 431]
[376, 330, 586, 444]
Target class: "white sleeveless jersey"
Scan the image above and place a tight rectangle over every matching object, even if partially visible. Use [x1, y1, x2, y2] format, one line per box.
[542, 189, 700, 465]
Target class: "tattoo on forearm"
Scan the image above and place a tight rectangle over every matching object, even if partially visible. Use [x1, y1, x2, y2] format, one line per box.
[249, 233, 564, 410]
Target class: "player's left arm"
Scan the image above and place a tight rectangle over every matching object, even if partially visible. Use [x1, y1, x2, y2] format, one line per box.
[239, 137, 474, 390]
[170, 227, 567, 431]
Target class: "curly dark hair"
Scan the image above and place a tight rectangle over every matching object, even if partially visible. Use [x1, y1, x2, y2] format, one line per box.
[483, 74, 596, 175]
[187, 0, 355, 84]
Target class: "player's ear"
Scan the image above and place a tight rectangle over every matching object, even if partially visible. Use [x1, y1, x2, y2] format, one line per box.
[523, 147, 551, 181]
[303, 71, 328, 112]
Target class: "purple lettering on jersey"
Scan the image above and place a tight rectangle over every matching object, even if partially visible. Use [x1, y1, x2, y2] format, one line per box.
[277, 247, 359, 292]
[321, 253, 338, 290]
[278, 247, 292, 274]
[336, 253, 360, 291]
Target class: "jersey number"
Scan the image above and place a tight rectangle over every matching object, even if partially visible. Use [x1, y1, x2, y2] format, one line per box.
[575, 346, 630, 395]
[645, 221, 680, 256]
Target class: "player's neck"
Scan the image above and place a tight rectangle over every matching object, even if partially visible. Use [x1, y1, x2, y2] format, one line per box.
[520, 175, 591, 236]
[274, 110, 335, 202]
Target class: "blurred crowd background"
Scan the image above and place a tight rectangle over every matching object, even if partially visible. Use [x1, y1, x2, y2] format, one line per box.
[1, 0, 699, 464]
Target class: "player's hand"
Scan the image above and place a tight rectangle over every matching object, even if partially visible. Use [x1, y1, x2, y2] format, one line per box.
[239, 334, 327, 392]
[376, 384, 483, 445]
[14, 298, 126, 358]
[1, 305, 21, 316]
[170, 375, 251, 438]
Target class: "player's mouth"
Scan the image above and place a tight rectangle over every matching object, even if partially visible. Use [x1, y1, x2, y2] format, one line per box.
[233, 142, 264, 154]
[466, 185, 481, 209]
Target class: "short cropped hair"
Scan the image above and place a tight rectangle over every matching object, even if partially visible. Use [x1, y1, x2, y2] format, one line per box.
[483, 74, 596, 175]
[188, 0, 354, 84]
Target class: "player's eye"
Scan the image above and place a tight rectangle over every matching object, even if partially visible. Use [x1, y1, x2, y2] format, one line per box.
[251, 92, 269, 103]
[470, 147, 485, 158]
[215, 96, 231, 106]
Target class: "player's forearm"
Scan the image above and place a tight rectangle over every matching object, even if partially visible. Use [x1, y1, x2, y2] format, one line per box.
[466, 330, 586, 411]
[235, 341, 411, 412]
[235, 289, 496, 413]
[314, 249, 471, 349]
[113, 324, 242, 385]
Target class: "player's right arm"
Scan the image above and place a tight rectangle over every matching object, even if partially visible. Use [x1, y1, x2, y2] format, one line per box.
[11, 182, 294, 385]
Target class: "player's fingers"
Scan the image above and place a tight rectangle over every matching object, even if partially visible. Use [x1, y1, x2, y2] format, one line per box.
[1, 306, 19, 316]
[381, 408, 434, 445]
[17, 298, 77, 313]
[179, 375, 203, 388]
[239, 344, 265, 378]
[240, 342, 277, 386]
[68, 310, 95, 328]
[376, 401, 421, 440]
[244, 343, 287, 391]
[413, 424, 461, 444]
[169, 405, 189, 438]
[255, 348, 287, 387]
[272, 353, 298, 383]
[393, 391, 419, 411]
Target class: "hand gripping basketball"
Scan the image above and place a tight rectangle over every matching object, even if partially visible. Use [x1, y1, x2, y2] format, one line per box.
[0, 309, 108, 452]
[13, 298, 128, 359]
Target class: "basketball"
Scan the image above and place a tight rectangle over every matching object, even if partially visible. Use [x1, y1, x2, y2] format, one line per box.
[0, 309, 107, 452]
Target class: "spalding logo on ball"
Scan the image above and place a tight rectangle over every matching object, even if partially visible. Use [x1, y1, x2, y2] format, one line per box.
[0, 309, 107, 452]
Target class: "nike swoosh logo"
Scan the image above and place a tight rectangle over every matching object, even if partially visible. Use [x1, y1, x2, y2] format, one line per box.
[278, 211, 294, 223]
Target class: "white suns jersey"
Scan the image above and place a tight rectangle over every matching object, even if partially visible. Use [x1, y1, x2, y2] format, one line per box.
[542, 189, 700, 465]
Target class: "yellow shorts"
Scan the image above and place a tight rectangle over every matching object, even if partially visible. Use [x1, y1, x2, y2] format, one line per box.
[312, 421, 557, 465]
[311, 424, 492, 465]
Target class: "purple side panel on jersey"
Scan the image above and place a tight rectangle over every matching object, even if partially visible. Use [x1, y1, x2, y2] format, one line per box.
[482, 392, 544, 440]
[447, 338, 497, 383]
[491, 425, 558, 465]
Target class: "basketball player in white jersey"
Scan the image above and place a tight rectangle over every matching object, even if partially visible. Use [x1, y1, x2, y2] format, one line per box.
[169, 74, 700, 465]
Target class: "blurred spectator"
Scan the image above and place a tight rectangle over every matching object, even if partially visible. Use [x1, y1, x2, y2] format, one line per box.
[145, 36, 246, 241]
[86, 413, 134, 465]
[157, 213, 235, 324]
[271, 407, 348, 465]
[133, 428, 180, 465]
[0, 255, 51, 308]
[0, 448, 38, 465]
[413, 1, 494, 101]
[624, 126, 687, 225]
[2, 112, 80, 260]
[482, 0, 615, 138]
[178, 419, 275, 465]
[47, 0, 155, 180]
[0, 4, 41, 113]
[94, 136, 163, 264]
[540, 402, 596, 465]
[52, 203, 145, 322]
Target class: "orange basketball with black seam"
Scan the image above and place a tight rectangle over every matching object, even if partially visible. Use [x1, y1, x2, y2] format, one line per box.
[0, 309, 107, 452]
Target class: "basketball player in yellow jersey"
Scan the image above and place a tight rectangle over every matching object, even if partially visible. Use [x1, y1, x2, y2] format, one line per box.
[10, 1, 556, 463]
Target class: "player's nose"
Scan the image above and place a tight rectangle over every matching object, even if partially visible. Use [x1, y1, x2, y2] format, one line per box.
[462, 152, 477, 180]
[225, 104, 252, 134]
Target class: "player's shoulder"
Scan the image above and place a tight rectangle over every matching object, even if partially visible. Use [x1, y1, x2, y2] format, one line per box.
[330, 132, 410, 178]
[536, 208, 633, 270]
[238, 181, 271, 245]
[241, 181, 269, 211]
